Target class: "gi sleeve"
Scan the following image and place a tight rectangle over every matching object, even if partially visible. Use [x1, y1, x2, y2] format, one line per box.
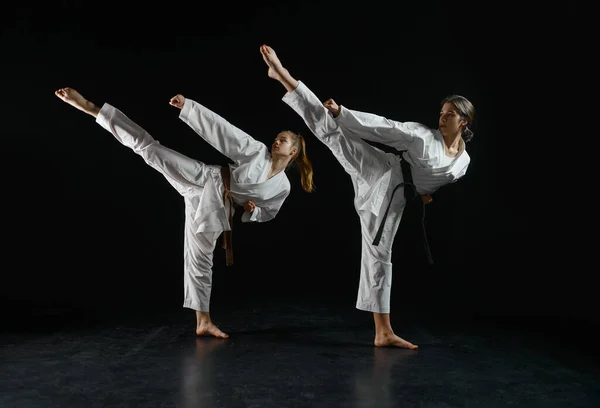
[336, 106, 427, 151]
[179, 98, 268, 166]
[240, 189, 290, 223]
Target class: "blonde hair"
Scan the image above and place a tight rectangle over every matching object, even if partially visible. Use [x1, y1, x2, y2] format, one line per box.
[281, 130, 315, 193]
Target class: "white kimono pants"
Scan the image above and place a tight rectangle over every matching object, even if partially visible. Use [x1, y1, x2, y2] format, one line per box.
[283, 83, 406, 313]
[96, 103, 223, 312]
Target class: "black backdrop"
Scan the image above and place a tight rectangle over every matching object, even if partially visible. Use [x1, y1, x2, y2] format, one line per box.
[1, 1, 594, 328]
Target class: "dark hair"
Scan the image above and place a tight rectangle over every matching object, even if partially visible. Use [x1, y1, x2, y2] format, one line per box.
[441, 95, 476, 142]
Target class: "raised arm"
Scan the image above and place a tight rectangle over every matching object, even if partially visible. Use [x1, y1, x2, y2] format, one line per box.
[324, 98, 428, 151]
[170, 94, 267, 165]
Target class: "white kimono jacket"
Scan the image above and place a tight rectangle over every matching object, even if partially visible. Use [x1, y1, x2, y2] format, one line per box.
[179, 98, 291, 233]
[334, 106, 471, 217]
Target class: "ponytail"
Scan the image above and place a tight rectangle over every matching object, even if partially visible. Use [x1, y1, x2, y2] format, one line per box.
[286, 132, 314, 193]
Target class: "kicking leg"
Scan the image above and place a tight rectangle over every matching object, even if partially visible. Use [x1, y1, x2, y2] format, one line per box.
[260, 44, 298, 93]
[60, 88, 217, 195]
[266, 46, 390, 187]
[55, 87, 100, 117]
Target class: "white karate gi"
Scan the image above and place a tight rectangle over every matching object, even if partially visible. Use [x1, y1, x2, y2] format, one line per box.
[283, 82, 470, 313]
[96, 99, 291, 312]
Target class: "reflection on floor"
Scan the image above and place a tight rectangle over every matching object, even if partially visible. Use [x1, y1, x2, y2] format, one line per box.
[2, 295, 599, 407]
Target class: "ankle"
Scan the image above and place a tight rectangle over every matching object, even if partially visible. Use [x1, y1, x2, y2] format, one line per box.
[196, 311, 212, 325]
[87, 104, 100, 117]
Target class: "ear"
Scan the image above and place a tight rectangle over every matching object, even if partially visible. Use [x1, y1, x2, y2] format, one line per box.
[290, 147, 298, 156]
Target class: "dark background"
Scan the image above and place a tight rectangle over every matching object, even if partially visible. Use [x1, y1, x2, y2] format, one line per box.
[1, 1, 593, 329]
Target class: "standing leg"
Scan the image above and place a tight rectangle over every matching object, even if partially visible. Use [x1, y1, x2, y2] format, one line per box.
[356, 194, 418, 349]
[183, 198, 228, 338]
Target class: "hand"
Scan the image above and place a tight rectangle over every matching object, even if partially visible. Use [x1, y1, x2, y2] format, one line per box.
[323, 98, 340, 118]
[421, 194, 433, 204]
[169, 94, 185, 109]
[244, 200, 256, 213]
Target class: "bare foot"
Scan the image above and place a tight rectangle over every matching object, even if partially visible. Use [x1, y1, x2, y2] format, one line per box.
[260, 44, 286, 80]
[259, 44, 298, 92]
[55, 87, 100, 117]
[374, 333, 418, 349]
[196, 321, 229, 339]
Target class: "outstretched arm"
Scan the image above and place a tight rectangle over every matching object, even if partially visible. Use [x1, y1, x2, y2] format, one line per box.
[170, 94, 267, 165]
[324, 98, 422, 151]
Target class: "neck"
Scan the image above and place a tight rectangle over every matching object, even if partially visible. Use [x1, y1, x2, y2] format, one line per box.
[443, 132, 462, 151]
[270, 155, 291, 176]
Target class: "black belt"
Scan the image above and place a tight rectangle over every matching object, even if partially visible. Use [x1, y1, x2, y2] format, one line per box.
[371, 154, 434, 265]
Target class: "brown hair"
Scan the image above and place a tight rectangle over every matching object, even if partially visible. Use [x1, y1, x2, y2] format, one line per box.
[281, 131, 315, 193]
[441, 95, 476, 142]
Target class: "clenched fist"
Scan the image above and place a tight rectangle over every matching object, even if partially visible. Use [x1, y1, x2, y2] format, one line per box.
[169, 94, 186, 109]
[244, 200, 256, 213]
[323, 98, 340, 118]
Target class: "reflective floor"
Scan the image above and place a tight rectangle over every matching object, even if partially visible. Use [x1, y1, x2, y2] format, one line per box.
[2, 295, 599, 407]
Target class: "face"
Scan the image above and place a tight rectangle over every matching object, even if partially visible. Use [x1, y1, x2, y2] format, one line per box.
[439, 102, 467, 138]
[271, 132, 297, 159]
